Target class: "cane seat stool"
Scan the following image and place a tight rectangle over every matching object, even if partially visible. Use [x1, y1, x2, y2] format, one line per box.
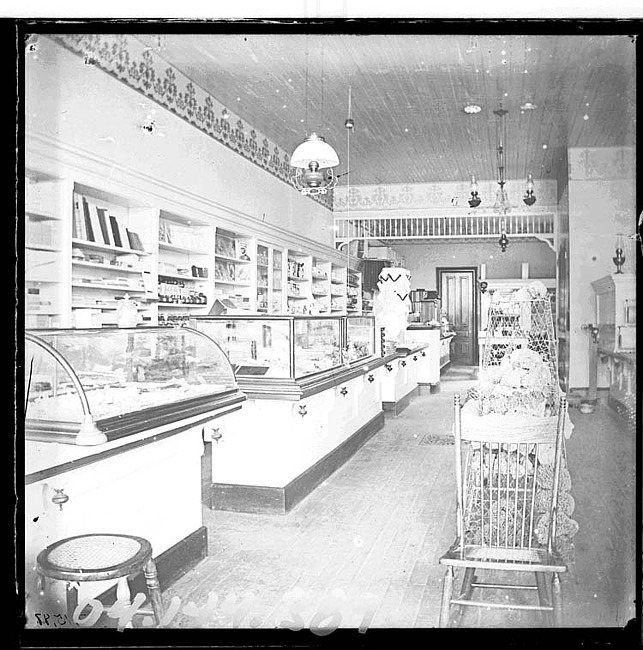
[36, 533, 164, 628]
[438, 394, 569, 627]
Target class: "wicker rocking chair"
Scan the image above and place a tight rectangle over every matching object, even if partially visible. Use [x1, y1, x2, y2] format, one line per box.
[438, 394, 569, 627]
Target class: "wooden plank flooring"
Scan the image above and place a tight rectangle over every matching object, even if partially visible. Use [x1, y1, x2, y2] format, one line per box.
[160, 367, 636, 631]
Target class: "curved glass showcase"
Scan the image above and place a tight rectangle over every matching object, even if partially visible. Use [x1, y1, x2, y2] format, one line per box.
[24, 327, 242, 445]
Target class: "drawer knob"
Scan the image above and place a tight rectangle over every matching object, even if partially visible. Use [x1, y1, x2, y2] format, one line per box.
[385, 363, 393, 372]
[401, 360, 407, 367]
[367, 374, 375, 383]
[51, 489, 69, 511]
[298, 404, 308, 417]
[340, 386, 348, 396]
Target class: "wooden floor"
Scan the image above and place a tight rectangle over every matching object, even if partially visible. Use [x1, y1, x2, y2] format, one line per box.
[160, 366, 636, 632]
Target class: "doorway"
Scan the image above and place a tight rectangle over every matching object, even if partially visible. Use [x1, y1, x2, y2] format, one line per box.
[436, 267, 477, 366]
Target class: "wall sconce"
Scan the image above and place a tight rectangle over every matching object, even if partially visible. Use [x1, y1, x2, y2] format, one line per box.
[523, 173, 537, 206]
[479, 280, 488, 294]
[613, 233, 626, 274]
[468, 175, 481, 208]
[582, 323, 600, 344]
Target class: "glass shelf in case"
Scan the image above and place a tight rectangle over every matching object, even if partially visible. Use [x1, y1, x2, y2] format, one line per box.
[190, 315, 344, 380]
[345, 315, 376, 363]
[24, 327, 242, 445]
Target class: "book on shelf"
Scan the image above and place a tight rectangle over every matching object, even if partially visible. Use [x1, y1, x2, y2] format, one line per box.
[81, 197, 95, 242]
[109, 215, 124, 247]
[72, 194, 86, 239]
[126, 228, 144, 251]
[95, 207, 112, 246]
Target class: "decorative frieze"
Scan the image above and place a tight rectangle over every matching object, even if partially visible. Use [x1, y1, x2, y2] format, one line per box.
[334, 179, 558, 213]
[49, 34, 332, 209]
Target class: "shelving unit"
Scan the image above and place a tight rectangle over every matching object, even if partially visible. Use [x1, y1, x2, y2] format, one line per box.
[70, 184, 157, 327]
[347, 269, 362, 314]
[25, 172, 71, 328]
[311, 258, 331, 314]
[256, 243, 270, 313]
[286, 251, 312, 315]
[214, 228, 254, 311]
[24, 164, 363, 329]
[270, 247, 285, 313]
[157, 211, 214, 327]
[330, 263, 347, 314]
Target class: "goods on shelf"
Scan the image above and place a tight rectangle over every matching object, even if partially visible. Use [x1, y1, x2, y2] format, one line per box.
[463, 280, 578, 566]
[478, 281, 559, 418]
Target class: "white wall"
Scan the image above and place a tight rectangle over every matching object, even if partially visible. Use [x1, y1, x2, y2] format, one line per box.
[568, 147, 636, 388]
[25, 37, 335, 246]
[393, 240, 556, 291]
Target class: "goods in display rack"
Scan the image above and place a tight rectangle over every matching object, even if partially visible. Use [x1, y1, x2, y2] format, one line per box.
[478, 281, 559, 418]
[463, 280, 578, 566]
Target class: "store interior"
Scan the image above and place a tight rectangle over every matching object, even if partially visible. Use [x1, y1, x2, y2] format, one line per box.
[21, 30, 637, 634]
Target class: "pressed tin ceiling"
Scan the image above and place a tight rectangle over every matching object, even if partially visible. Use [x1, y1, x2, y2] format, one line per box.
[135, 32, 636, 188]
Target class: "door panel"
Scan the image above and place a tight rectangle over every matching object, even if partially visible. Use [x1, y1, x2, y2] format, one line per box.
[440, 270, 475, 365]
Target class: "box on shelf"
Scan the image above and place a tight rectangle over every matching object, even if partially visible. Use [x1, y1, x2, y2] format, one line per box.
[73, 308, 102, 328]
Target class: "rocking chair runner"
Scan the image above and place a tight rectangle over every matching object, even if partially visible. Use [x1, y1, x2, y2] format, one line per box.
[438, 394, 569, 627]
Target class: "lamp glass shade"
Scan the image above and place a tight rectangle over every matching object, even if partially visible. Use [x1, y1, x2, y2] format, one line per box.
[290, 132, 340, 168]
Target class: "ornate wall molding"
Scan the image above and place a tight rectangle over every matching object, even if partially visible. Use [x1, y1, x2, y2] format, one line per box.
[49, 34, 332, 209]
[568, 147, 635, 181]
[333, 179, 558, 213]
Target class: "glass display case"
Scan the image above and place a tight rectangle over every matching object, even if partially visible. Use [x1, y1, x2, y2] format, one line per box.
[191, 315, 348, 380]
[24, 327, 241, 445]
[346, 315, 376, 362]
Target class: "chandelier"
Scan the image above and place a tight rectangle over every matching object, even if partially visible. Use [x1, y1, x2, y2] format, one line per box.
[468, 104, 538, 252]
[291, 40, 340, 196]
[492, 107, 511, 215]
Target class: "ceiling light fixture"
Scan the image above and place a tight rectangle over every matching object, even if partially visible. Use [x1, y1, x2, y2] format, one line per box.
[291, 39, 339, 196]
[464, 104, 482, 114]
[492, 106, 511, 217]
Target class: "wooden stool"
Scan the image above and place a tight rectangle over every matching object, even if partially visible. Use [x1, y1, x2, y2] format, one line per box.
[36, 533, 164, 628]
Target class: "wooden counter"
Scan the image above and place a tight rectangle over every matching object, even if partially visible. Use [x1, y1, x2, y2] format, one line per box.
[207, 349, 427, 515]
[24, 400, 245, 626]
[405, 327, 455, 388]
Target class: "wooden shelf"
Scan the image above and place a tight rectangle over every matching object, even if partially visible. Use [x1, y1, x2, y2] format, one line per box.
[158, 241, 209, 256]
[72, 238, 150, 256]
[157, 302, 208, 308]
[73, 260, 144, 273]
[215, 279, 251, 287]
[26, 209, 60, 221]
[216, 254, 252, 264]
[26, 243, 61, 252]
[158, 272, 206, 282]
[72, 282, 145, 292]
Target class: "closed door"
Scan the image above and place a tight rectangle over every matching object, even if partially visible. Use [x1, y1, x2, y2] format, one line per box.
[439, 269, 476, 365]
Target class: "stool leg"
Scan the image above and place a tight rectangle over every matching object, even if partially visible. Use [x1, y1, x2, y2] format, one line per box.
[551, 573, 563, 627]
[143, 558, 164, 627]
[439, 566, 455, 628]
[116, 577, 134, 629]
[66, 582, 79, 621]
